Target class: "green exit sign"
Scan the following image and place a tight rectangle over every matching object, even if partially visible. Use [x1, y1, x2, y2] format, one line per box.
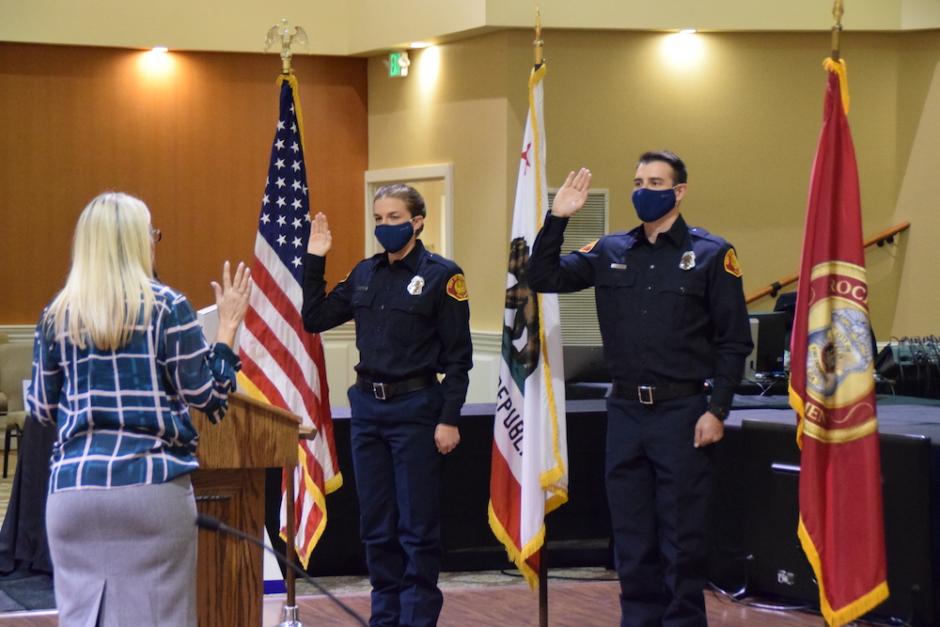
[388, 51, 409, 77]
[389, 52, 402, 77]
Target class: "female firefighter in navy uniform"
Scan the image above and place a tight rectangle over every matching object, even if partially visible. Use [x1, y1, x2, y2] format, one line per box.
[301, 184, 472, 627]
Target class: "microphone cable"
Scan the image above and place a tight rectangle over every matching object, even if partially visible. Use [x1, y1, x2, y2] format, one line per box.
[195, 513, 368, 626]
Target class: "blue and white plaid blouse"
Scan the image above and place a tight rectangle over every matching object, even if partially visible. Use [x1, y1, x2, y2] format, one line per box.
[27, 282, 240, 493]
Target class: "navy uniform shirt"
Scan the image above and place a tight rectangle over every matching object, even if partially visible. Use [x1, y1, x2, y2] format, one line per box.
[528, 213, 753, 415]
[302, 240, 472, 425]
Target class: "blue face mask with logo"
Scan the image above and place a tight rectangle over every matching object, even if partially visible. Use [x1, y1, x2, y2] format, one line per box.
[631, 187, 677, 222]
[375, 220, 415, 253]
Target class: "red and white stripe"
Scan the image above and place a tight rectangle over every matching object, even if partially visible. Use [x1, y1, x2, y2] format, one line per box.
[239, 190, 341, 568]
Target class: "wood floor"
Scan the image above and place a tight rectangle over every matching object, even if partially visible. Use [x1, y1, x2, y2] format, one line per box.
[293, 583, 834, 627]
[0, 586, 841, 626]
[0, 454, 852, 626]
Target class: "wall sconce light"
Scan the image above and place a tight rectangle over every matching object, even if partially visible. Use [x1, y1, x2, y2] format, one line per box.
[139, 45, 174, 77]
[661, 30, 705, 70]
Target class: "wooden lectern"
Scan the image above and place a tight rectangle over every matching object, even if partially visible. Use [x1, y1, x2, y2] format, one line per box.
[190, 392, 300, 627]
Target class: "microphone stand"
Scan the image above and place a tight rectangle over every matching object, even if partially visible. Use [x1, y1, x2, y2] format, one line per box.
[195, 513, 367, 627]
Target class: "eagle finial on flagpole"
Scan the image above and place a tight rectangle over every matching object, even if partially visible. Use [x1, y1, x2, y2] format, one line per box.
[831, 0, 844, 61]
[534, 7, 544, 67]
[265, 18, 309, 75]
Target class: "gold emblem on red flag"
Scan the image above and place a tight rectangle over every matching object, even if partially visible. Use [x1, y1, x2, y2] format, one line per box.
[446, 274, 469, 301]
[801, 261, 876, 441]
[723, 249, 742, 277]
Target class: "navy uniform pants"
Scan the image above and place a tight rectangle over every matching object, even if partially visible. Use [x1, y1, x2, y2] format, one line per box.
[348, 384, 444, 627]
[605, 393, 713, 627]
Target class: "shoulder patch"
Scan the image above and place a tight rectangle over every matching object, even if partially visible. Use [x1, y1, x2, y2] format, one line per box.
[723, 248, 743, 278]
[579, 239, 598, 253]
[446, 273, 469, 301]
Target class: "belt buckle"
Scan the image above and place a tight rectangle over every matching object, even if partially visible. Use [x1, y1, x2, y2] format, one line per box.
[637, 385, 654, 405]
[372, 382, 388, 401]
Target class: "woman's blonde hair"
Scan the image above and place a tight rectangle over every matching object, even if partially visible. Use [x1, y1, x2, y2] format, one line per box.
[45, 192, 156, 350]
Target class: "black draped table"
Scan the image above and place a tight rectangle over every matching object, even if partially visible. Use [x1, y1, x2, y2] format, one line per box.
[0, 416, 56, 575]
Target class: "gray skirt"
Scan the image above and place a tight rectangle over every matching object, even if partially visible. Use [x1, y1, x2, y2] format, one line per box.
[46, 474, 198, 627]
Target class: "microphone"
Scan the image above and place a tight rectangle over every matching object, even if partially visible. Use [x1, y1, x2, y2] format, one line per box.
[195, 513, 367, 626]
[195, 513, 223, 532]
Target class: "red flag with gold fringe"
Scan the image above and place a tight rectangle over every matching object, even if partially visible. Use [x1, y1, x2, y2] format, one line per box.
[788, 59, 889, 626]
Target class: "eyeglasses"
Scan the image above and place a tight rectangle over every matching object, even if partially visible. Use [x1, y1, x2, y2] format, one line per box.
[150, 227, 162, 243]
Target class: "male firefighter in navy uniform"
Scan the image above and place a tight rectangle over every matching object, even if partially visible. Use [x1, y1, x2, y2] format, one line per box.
[528, 152, 752, 627]
[302, 184, 472, 627]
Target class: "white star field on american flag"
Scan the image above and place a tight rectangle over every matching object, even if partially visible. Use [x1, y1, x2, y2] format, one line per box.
[258, 104, 311, 279]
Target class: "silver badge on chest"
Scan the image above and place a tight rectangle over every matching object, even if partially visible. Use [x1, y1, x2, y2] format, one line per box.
[679, 251, 696, 271]
[407, 275, 425, 295]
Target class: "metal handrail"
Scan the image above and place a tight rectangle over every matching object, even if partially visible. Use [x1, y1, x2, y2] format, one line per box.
[745, 221, 911, 305]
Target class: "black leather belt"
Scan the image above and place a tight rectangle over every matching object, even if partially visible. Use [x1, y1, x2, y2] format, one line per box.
[611, 381, 704, 405]
[356, 374, 436, 401]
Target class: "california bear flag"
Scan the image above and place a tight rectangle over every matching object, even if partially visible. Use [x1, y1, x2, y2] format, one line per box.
[488, 62, 569, 587]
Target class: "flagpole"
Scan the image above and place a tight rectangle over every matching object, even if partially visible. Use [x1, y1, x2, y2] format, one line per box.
[281, 468, 301, 626]
[538, 550, 548, 627]
[831, 0, 844, 61]
[533, 10, 551, 627]
[266, 22, 308, 627]
[534, 7, 544, 67]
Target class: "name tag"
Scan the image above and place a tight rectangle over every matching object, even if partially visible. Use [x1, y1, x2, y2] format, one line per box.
[610, 263, 627, 270]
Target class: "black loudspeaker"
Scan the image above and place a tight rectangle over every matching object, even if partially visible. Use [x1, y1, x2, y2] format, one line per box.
[740, 421, 818, 602]
[740, 420, 936, 626]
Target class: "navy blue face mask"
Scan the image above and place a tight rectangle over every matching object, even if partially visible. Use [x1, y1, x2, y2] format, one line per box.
[375, 220, 415, 253]
[631, 187, 678, 222]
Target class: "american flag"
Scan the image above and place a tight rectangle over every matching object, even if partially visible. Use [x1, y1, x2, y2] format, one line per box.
[237, 75, 342, 568]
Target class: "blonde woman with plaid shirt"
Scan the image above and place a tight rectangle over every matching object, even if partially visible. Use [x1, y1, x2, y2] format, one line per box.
[27, 192, 251, 626]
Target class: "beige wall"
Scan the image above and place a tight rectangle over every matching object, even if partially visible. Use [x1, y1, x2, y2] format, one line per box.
[889, 31, 940, 335]
[368, 34, 515, 332]
[488, 0, 910, 31]
[367, 28, 940, 337]
[0, 0, 350, 54]
[4, 1, 937, 57]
